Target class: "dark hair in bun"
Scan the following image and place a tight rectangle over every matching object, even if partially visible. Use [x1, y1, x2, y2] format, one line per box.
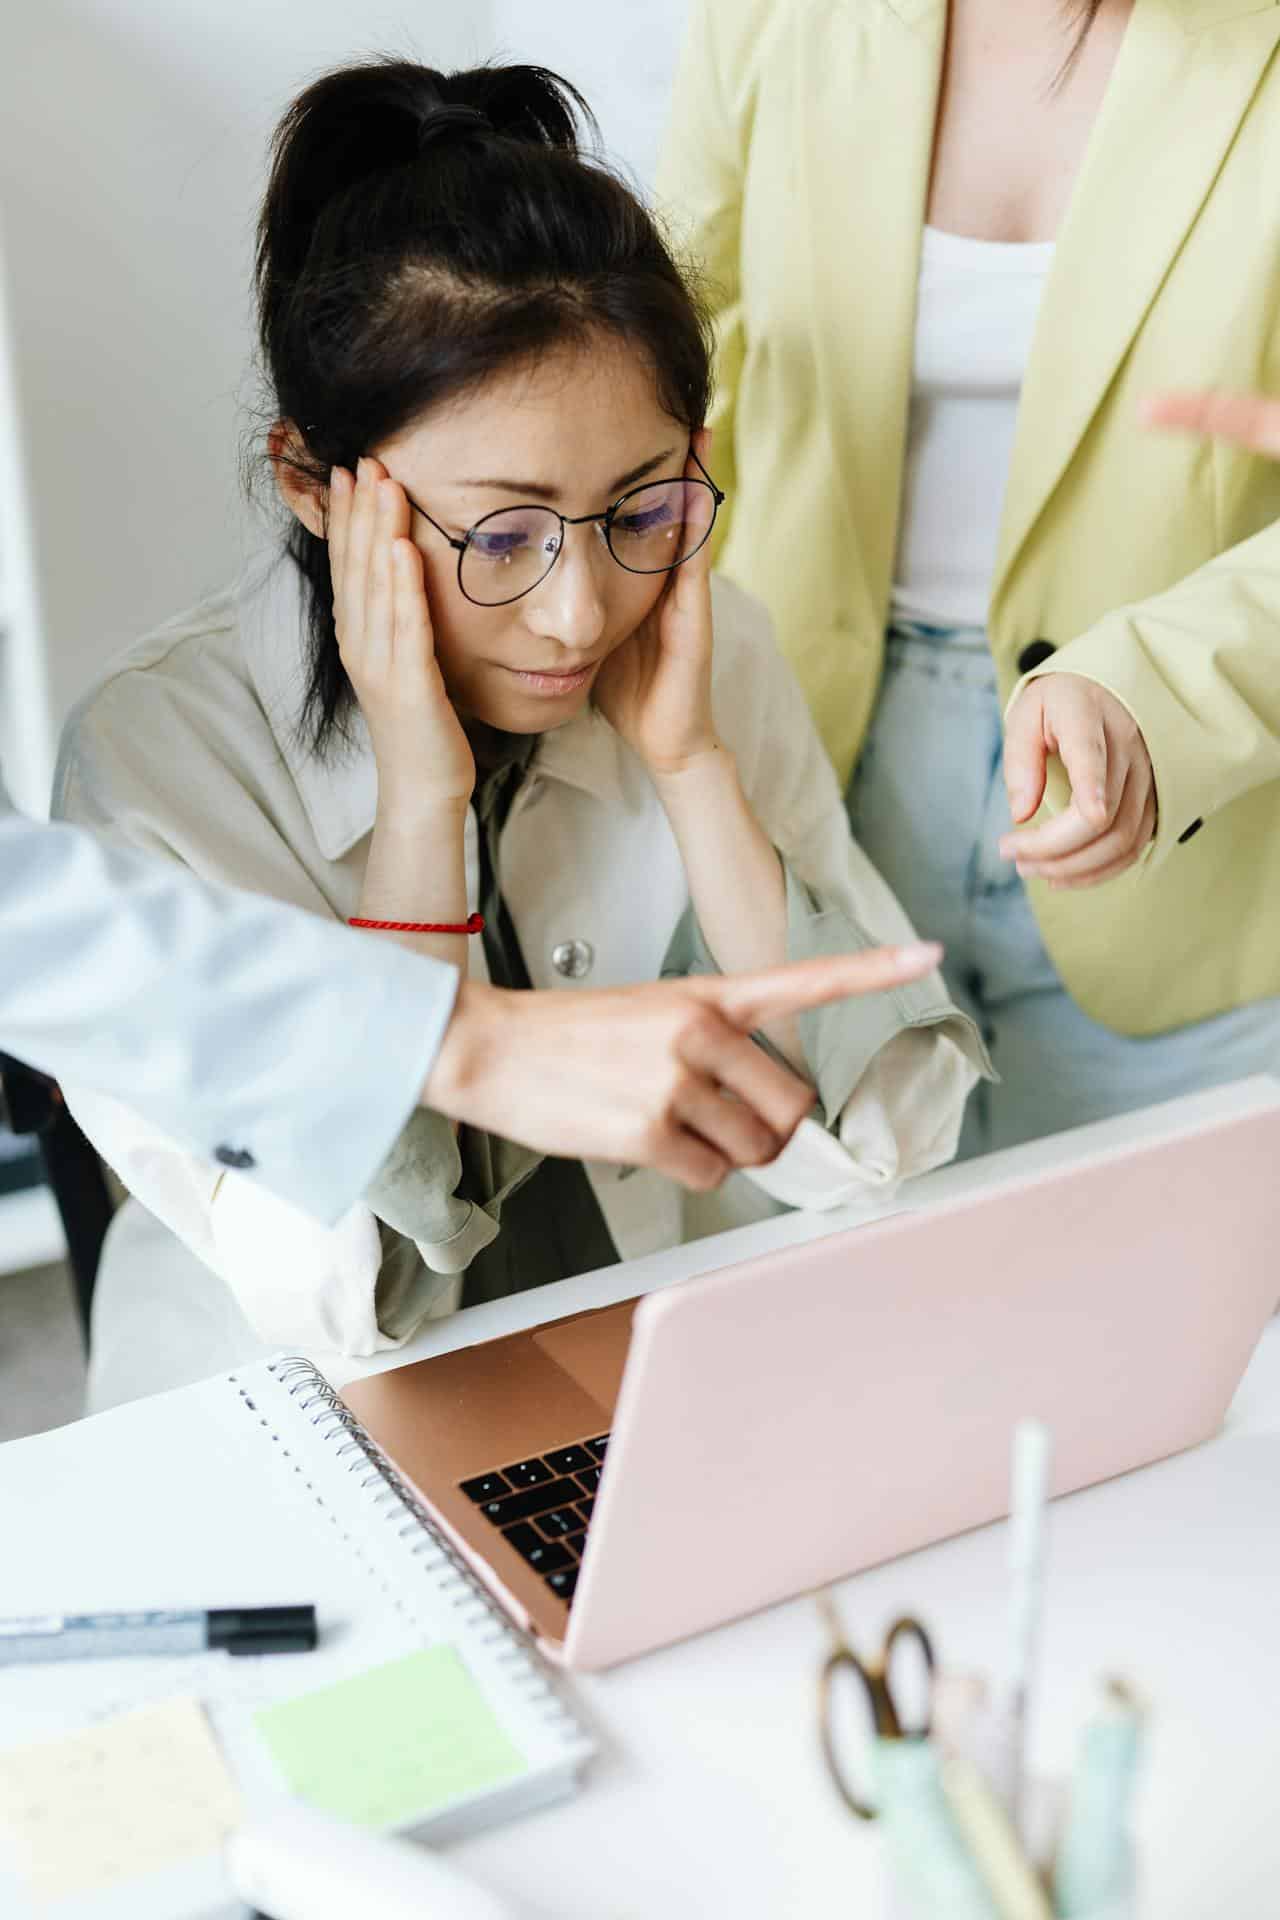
[254, 56, 713, 755]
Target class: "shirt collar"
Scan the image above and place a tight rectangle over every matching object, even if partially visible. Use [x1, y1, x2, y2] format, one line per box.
[239, 551, 379, 863]
[238, 549, 629, 862]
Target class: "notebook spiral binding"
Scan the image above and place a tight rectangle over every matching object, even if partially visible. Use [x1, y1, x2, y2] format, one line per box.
[268, 1356, 586, 1741]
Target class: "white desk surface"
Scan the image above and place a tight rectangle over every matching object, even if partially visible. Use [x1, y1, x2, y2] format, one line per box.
[318, 1091, 1280, 1920]
[5, 1090, 1277, 1919]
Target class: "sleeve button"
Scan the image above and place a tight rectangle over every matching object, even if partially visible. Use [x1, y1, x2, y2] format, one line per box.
[1177, 819, 1203, 845]
[214, 1145, 256, 1170]
[1016, 639, 1057, 674]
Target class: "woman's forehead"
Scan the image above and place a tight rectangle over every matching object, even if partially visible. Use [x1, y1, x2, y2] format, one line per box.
[384, 341, 680, 499]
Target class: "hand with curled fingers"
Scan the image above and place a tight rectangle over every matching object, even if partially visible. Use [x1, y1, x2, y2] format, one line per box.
[594, 429, 719, 776]
[424, 942, 945, 1190]
[327, 457, 475, 814]
[999, 672, 1157, 889]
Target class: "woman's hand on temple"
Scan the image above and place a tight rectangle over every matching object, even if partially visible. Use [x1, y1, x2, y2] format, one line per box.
[999, 673, 1156, 888]
[328, 458, 475, 816]
[594, 429, 719, 775]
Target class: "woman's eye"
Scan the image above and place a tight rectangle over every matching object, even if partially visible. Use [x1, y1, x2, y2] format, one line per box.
[470, 531, 530, 562]
[613, 503, 677, 538]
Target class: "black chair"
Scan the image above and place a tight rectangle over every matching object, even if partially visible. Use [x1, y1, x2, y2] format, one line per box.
[0, 1053, 113, 1343]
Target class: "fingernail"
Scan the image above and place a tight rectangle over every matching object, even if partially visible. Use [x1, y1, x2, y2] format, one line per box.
[898, 941, 943, 968]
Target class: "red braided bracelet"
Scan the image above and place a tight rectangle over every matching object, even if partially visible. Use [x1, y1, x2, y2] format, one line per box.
[348, 913, 485, 935]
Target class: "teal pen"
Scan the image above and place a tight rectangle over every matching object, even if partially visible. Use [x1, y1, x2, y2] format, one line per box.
[871, 1737, 1004, 1920]
[1052, 1678, 1143, 1917]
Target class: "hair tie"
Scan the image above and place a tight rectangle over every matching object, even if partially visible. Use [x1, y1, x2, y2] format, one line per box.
[416, 104, 493, 153]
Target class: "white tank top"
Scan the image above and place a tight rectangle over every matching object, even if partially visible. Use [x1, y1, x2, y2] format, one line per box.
[890, 225, 1055, 631]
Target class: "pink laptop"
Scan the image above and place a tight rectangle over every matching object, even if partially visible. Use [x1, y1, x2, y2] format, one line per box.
[340, 1076, 1280, 1669]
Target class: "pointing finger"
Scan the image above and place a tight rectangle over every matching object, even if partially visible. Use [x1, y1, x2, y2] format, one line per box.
[706, 944, 943, 1033]
[1141, 388, 1280, 458]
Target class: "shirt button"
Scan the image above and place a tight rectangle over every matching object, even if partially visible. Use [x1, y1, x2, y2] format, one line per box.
[214, 1145, 256, 1170]
[551, 938, 595, 980]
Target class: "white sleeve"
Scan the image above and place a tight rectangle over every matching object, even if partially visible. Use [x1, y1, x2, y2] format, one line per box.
[0, 786, 457, 1225]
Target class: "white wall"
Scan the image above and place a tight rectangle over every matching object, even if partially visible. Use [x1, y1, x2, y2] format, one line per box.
[490, 0, 690, 188]
[0, 1, 493, 752]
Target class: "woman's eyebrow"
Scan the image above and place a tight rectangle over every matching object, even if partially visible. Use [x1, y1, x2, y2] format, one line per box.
[455, 446, 680, 500]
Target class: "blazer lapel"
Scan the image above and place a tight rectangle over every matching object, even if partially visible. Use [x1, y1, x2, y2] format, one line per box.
[992, 0, 1280, 608]
[798, 0, 946, 628]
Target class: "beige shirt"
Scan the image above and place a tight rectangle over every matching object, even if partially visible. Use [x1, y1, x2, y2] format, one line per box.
[55, 554, 987, 1358]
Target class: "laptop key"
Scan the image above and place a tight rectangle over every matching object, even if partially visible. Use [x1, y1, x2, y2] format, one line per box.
[576, 1465, 602, 1494]
[501, 1525, 572, 1572]
[480, 1478, 584, 1526]
[546, 1568, 578, 1600]
[578, 1497, 596, 1524]
[503, 1457, 554, 1488]
[500, 1522, 544, 1560]
[459, 1471, 510, 1504]
[545, 1444, 594, 1475]
[584, 1435, 609, 1461]
[563, 1537, 582, 1562]
[534, 1508, 580, 1539]
[527, 1538, 572, 1572]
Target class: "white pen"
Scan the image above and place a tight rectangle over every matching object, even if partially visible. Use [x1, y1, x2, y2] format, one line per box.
[979, 1420, 1052, 1832]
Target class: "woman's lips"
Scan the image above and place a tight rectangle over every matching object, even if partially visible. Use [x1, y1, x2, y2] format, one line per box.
[501, 661, 599, 697]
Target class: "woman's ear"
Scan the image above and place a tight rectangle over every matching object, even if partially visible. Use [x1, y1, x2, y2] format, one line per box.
[268, 421, 327, 539]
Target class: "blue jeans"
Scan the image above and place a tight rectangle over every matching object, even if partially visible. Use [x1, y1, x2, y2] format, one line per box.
[846, 623, 1280, 1160]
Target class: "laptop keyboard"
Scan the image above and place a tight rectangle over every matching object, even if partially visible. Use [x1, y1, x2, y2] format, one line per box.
[459, 1434, 609, 1603]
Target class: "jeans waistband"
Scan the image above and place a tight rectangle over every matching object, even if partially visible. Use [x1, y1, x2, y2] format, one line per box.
[883, 619, 999, 700]
[887, 617, 990, 651]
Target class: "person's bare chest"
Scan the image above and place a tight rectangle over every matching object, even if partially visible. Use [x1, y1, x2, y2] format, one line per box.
[925, 0, 1135, 244]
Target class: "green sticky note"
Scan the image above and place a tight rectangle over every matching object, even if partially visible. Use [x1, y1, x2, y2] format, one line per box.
[254, 1646, 527, 1828]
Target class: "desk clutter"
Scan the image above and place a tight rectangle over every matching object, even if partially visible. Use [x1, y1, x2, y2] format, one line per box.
[819, 1423, 1142, 1919]
[0, 1358, 593, 1919]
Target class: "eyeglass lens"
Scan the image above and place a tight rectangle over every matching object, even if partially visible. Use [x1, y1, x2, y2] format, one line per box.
[459, 478, 718, 607]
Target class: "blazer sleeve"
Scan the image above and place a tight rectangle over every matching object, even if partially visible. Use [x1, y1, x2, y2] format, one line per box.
[0, 786, 453, 1228]
[655, 0, 746, 563]
[1012, 516, 1280, 869]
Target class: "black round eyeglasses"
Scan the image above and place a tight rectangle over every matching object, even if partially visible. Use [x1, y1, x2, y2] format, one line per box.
[400, 450, 726, 608]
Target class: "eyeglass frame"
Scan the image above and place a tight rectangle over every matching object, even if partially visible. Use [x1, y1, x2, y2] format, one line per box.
[397, 447, 726, 609]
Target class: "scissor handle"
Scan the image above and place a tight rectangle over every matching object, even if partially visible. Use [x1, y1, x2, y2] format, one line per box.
[815, 1605, 939, 1821]
[819, 1647, 882, 1820]
[880, 1615, 937, 1740]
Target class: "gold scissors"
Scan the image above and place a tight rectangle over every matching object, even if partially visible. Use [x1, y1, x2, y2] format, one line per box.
[816, 1591, 937, 1821]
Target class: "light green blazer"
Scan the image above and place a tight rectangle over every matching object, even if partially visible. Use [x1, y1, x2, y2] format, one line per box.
[658, 0, 1280, 1036]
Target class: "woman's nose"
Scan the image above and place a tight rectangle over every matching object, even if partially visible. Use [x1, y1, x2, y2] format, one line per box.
[524, 523, 609, 653]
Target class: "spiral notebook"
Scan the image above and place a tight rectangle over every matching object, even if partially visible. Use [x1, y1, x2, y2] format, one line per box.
[0, 1355, 594, 1920]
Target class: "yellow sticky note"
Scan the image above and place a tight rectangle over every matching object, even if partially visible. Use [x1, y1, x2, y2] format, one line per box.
[0, 1696, 243, 1901]
[254, 1645, 526, 1828]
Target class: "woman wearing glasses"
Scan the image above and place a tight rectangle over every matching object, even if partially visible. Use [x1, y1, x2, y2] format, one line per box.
[54, 58, 985, 1392]
[659, 0, 1280, 1157]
